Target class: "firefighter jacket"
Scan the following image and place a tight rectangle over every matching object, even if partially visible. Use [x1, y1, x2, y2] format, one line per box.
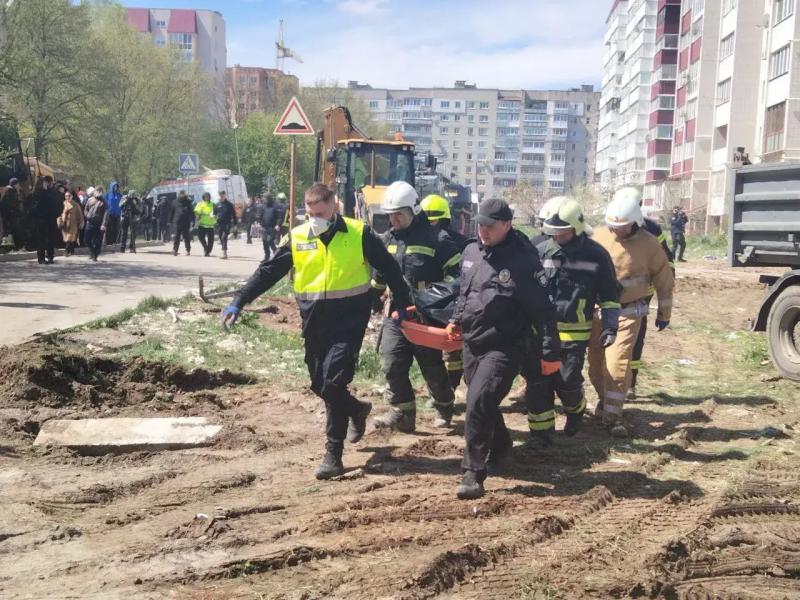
[373, 212, 462, 310]
[592, 225, 674, 322]
[452, 229, 560, 360]
[642, 217, 675, 296]
[536, 233, 620, 343]
[234, 214, 411, 339]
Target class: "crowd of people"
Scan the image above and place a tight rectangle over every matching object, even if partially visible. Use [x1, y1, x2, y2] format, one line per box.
[221, 181, 676, 500]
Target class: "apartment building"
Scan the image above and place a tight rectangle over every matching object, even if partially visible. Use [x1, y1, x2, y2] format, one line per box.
[226, 65, 299, 125]
[126, 7, 227, 118]
[350, 82, 599, 201]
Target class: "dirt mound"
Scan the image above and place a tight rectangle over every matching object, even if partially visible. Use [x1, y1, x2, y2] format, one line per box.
[0, 342, 255, 411]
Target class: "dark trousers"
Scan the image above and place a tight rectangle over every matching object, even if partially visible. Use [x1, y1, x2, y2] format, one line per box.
[245, 221, 253, 243]
[218, 225, 231, 252]
[672, 232, 686, 261]
[173, 225, 191, 253]
[105, 213, 120, 245]
[119, 217, 136, 251]
[305, 328, 366, 453]
[462, 343, 521, 475]
[525, 341, 588, 432]
[198, 226, 214, 255]
[262, 232, 276, 258]
[444, 349, 464, 390]
[3, 217, 24, 249]
[630, 309, 648, 390]
[85, 223, 103, 259]
[35, 219, 57, 263]
[65, 240, 77, 255]
[379, 317, 454, 414]
[159, 221, 171, 242]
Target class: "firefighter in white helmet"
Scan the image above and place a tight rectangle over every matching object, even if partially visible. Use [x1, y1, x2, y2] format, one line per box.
[531, 196, 568, 245]
[587, 190, 675, 437]
[372, 181, 462, 432]
[524, 199, 620, 448]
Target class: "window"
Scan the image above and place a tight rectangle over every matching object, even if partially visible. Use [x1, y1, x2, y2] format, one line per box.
[496, 127, 518, 136]
[440, 114, 450, 121]
[774, 0, 795, 24]
[719, 33, 734, 61]
[452, 153, 459, 160]
[369, 100, 379, 109]
[693, 0, 705, 14]
[479, 115, 489, 123]
[549, 180, 564, 189]
[552, 142, 566, 150]
[454, 114, 461, 121]
[769, 44, 791, 79]
[550, 167, 563, 176]
[453, 141, 460, 148]
[467, 101, 475, 109]
[467, 153, 473, 160]
[455, 101, 461, 109]
[551, 153, 566, 162]
[479, 101, 489, 109]
[765, 101, 786, 153]
[466, 166, 472, 174]
[554, 101, 570, 111]
[478, 142, 487, 149]
[477, 179, 485, 186]
[467, 141, 473, 147]
[552, 128, 568, 136]
[155, 19, 166, 27]
[655, 124, 673, 139]
[440, 127, 449, 135]
[716, 78, 731, 105]
[441, 100, 450, 108]
[467, 128, 474, 136]
[479, 128, 488, 136]
[722, 0, 737, 15]
[554, 114, 568, 123]
[468, 115, 475, 123]
[454, 128, 460, 135]
[249, 76, 258, 84]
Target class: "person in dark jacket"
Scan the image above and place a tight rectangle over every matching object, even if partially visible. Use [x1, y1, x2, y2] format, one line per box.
[171, 191, 194, 256]
[140, 196, 154, 241]
[371, 182, 462, 432]
[275, 192, 289, 237]
[0, 178, 24, 250]
[259, 194, 279, 258]
[119, 191, 140, 253]
[241, 197, 258, 244]
[105, 181, 122, 245]
[31, 176, 62, 264]
[155, 195, 173, 242]
[525, 199, 620, 449]
[670, 206, 688, 262]
[214, 190, 237, 260]
[221, 183, 412, 480]
[447, 198, 561, 499]
[83, 187, 108, 261]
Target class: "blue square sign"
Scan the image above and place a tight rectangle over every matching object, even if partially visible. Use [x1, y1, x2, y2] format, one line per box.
[179, 153, 199, 174]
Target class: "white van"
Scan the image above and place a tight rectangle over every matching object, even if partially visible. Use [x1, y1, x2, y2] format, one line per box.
[146, 169, 248, 210]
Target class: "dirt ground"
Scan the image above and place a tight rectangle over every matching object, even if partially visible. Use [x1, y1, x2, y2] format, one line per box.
[1, 259, 799, 600]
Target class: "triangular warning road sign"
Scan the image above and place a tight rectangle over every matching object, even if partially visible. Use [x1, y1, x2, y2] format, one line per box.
[274, 97, 315, 136]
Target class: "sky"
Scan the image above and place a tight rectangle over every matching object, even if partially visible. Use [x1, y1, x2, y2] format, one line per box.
[123, 0, 609, 90]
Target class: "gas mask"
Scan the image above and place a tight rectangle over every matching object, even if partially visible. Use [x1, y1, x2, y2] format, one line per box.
[309, 215, 333, 237]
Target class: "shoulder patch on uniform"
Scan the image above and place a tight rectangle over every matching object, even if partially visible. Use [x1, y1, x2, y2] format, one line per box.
[387, 244, 398, 254]
[498, 269, 511, 283]
[295, 241, 318, 251]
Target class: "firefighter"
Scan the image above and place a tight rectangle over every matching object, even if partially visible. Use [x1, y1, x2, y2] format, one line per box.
[588, 193, 674, 437]
[524, 199, 620, 449]
[446, 198, 560, 499]
[222, 183, 411, 480]
[617, 187, 675, 399]
[420, 193, 470, 391]
[372, 182, 462, 431]
[531, 196, 567, 245]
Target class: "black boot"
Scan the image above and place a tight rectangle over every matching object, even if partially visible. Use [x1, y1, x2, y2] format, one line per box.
[487, 436, 513, 472]
[347, 400, 372, 443]
[456, 470, 485, 500]
[523, 429, 553, 451]
[564, 412, 584, 437]
[315, 449, 344, 480]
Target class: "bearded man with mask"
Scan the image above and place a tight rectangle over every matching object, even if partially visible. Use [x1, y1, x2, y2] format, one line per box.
[221, 184, 412, 480]
[524, 199, 620, 450]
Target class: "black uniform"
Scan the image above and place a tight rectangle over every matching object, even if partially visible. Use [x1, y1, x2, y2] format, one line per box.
[119, 195, 139, 252]
[155, 196, 173, 242]
[232, 214, 412, 454]
[214, 198, 237, 253]
[170, 195, 194, 254]
[0, 185, 24, 250]
[260, 201, 280, 258]
[372, 212, 462, 419]
[670, 210, 688, 261]
[140, 197, 154, 240]
[242, 202, 257, 243]
[630, 218, 675, 392]
[452, 229, 559, 478]
[526, 233, 619, 433]
[31, 182, 62, 264]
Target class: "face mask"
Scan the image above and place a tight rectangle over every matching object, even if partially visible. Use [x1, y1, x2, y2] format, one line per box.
[309, 215, 333, 237]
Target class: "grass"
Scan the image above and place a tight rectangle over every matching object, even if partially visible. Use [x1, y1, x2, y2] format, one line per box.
[72, 294, 192, 331]
[684, 233, 728, 260]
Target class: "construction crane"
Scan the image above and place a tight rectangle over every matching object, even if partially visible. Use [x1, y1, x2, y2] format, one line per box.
[275, 20, 302, 71]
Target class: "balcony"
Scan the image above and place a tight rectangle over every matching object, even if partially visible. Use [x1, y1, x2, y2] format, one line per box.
[651, 95, 676, 112]
[655, 64, 678, 81]
[657, 33, 679, 52]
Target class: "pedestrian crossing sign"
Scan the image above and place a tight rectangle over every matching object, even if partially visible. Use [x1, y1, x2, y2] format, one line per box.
[179, 153, 199, 174]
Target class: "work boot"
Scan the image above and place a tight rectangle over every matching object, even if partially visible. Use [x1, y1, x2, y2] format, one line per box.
[373, 407, 415, 433]
[433, 403, 454, 429]
[626, 386, 637, 401]
[609, 423, 629, 438]
[564, 413, 584, 437]
[185, 249, 190, 256]
[347, 400, 372, 444]
[487, 438, 513, 472]
[222, 250, 228, 260]
[456, 470, 485, 500]
[523, 429, 553, 451]
[173, 248, 178, 256]
[315, 450, 344, 480]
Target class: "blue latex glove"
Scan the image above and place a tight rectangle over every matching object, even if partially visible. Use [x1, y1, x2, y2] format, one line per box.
[221, 304, 240, 328]
[391, 307, 409, 323]
[655, 319, 669, 331]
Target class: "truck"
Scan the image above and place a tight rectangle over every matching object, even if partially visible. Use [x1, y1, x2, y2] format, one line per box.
[728, 163, 800, 380]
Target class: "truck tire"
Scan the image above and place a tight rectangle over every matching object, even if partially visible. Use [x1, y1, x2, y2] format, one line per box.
[766, 285, 800, 381]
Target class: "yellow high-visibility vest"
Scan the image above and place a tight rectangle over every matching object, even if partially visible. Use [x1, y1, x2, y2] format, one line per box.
[290, 217, 371, 301]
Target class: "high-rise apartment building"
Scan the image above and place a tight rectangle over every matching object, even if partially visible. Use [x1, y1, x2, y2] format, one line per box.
[350, 82, 599, 201]
[126, 8, 227, 118]
[226, 65, 299, 125]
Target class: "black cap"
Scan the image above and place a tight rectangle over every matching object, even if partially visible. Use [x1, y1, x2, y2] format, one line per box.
[477, 198, 513, 225]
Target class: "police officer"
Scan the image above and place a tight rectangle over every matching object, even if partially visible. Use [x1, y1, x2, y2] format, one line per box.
[213, 190, 237, 260]
[420, 193, 470, 391]
[372, 182, 462, 431]
[447, 198, 560, 499]
[222, 183, 411, 480]
[525, 199, 620, 449]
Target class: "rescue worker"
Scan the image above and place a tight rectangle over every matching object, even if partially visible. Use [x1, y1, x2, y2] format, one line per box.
[525, 199, 620, 449]
[446, 198, 560, 499]
[420, 193, 469, 391]
[213, 190, 237, 260]
[171, 191, 194, 256]
[531, 196, 567, 246]
[588, 193, 674, 437]
[372, 182, 461, 431]
[221, 183, 412, 479]
[670, 206, 689, 262]
[242, 197, 258, 244]
[194, 192, 216, 256]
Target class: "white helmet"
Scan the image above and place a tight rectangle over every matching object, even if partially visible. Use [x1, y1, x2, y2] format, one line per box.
[606, 187, 644, 227]
[381, 181, 420, 214]
[544, 199, 593, 236]
[539, 196, 567, 221]
[86, 186, 95, 197]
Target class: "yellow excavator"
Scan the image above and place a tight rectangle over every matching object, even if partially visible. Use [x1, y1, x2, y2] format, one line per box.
[314, 106, 416, 232]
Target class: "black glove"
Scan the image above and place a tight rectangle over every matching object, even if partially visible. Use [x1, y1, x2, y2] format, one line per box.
[599, 329, 617, 348]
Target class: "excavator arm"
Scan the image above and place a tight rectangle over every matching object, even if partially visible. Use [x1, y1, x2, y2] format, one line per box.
[315, 106, 370, 186]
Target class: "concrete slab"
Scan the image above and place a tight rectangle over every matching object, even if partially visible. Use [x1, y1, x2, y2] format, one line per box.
[34, 417, 223, 455]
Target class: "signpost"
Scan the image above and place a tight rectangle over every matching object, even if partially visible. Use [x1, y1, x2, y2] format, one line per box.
[179, 153, 199, 196]
[274, 97, 314, 228]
